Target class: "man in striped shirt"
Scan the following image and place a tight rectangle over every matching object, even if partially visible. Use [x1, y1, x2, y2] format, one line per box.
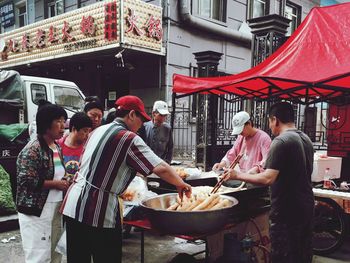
[61, 95, 191, 263]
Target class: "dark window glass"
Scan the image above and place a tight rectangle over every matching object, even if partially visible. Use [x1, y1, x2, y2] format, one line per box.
[53, 86, 84, 110]
[197, 0, 226, 22]
[47, 0, 63, 18]
[250, 0, 269, 18]
[285, 2, 301, 36]
[18, 5, 26, 27]
[31, 84, 47, 105]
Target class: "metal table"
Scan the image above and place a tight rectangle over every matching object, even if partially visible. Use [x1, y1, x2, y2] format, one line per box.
[123, 219, 236, 263]
[123, 200, 271, 263]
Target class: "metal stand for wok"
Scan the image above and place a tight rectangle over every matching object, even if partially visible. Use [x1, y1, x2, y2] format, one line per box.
[123, 219, 235, 263]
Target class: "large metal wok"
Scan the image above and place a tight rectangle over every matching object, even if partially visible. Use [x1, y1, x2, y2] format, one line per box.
[141, 193, 239, 235]
[147, 177, 269, 201]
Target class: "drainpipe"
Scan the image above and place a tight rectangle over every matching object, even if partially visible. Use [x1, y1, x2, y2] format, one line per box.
[25, 0, 28, 25]
[179, 0, 251, 45]
[165, 0, 171, 104]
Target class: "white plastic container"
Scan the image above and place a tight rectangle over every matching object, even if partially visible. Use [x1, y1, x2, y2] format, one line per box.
[311, 156, 342, 182]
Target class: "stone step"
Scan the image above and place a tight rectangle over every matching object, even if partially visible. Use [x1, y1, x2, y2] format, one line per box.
[0, 214, 19, 233]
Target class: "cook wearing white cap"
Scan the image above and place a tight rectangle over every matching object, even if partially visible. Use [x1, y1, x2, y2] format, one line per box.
[141, 100, 173, 164]
[231, 111, 250, 135]
[213, 111, 271, 174]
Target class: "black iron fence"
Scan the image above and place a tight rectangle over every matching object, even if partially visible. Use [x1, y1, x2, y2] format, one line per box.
[170, 97, 329, 162]
[171, 102, 197, 159]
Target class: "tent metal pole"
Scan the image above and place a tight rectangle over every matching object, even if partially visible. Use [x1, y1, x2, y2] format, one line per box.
[171, 92, 176, 129]
[305, 86, 310, 104]
[303, 87, 310, 134]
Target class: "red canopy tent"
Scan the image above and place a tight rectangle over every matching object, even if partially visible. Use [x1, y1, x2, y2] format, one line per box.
[173, 2, 350, 105]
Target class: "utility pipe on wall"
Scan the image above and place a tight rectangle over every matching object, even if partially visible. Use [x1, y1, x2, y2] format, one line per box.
[179, 0, 252, 45]
[165, 0, 171, 104]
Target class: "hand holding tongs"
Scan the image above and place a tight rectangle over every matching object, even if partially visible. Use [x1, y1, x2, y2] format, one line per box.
[211, 153, 243, 194]
[179, 186, 191, 206]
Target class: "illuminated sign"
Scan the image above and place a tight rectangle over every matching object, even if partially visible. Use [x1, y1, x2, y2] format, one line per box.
[0, 0, 163, 68]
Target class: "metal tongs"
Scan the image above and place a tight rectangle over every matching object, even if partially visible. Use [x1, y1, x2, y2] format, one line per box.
[211, 153, 243, 194]
[180, 187, 191, 206]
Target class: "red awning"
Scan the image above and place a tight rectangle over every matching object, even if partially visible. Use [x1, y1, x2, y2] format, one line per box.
[173, 3, 350, 104]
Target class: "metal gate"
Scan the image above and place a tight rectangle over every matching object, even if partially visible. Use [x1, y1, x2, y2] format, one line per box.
[171, 96, 328, 162]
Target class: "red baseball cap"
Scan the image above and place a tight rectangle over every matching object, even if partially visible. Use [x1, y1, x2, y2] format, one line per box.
[115, 95, 151, 121]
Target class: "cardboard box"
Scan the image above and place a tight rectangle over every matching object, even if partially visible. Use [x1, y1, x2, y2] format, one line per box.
[311, 156, 342, 182]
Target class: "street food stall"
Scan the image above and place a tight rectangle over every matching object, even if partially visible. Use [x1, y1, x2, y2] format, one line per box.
[122, 3, 350, 262]
[170, 2, 350, 258]
[123, 169, 271, 263]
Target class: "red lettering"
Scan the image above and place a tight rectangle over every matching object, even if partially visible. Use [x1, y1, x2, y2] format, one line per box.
[125, 8, 143, 36]
[0, 42, 8, 60]
[62, 21, 75, 42]
[48, 26, 59, 43]
[145, 15, 163, 41]
[35, 29, 46, 48]
[81, 16, 96, 36]
[104, 2, 117, 41]
[8, 39, 20, 52]
[21, 33, 31, 52]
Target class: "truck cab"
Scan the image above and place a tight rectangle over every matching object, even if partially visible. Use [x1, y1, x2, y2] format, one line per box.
[23, 75, 85, 124]
[0, 71, 85, 125]
[0, 70, 85, 201]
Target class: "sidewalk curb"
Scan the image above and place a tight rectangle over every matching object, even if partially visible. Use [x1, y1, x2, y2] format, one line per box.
[0, 214, 19, 233]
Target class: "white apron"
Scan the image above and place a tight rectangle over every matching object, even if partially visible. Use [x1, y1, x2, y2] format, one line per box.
[18, 201, 63, 263]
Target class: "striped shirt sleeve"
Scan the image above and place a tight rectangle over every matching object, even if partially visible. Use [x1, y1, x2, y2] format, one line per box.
[126, 135, 163, 176]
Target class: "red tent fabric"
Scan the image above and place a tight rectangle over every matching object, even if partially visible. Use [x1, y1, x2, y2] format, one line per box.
[173, 3, 350, 104]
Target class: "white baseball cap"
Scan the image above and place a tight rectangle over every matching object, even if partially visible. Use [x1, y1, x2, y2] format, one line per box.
[153, 100, 170, 115]
[231, 111, 250, 135]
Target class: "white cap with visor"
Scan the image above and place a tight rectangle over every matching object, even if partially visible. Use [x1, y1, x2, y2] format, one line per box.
[153, 100, 170, 115]
[231, 111, 250, 135]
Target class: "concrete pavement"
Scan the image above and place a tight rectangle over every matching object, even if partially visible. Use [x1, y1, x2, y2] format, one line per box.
[1, 226, 350, 263]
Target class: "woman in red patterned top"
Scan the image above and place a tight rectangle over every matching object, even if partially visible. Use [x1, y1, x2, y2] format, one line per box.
[57, 112, 92, 181]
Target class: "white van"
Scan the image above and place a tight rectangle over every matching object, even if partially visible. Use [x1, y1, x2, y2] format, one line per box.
[0, 70, 85, 124]
[0, 70, 86, 200]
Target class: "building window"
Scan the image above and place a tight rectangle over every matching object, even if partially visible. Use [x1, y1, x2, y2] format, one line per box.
[48, 2, 55, 17]
[250, 0, 269, 19]
[18, 5, 26, 27]
[47, 0, 63, 18]
[285, 1, 301, 36]
[196, 0, 227, 22]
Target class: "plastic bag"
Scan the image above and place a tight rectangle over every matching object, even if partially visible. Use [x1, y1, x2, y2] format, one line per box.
[184, 168, 202, 179]
[121, 176, 148, 204]
[122, 176, 157, 219]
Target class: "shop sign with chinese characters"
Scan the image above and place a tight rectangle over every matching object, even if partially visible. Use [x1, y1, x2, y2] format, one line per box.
[0, 0, 163, 68]
[0, 147, 19, 159]
[0, 1, 15, 28]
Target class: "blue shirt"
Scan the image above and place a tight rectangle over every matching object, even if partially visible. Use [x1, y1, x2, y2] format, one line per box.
[143, 121, 173, 164]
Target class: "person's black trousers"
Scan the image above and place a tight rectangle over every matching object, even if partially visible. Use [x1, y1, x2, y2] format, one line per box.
[270, 220, 313, 263]
[64, 216, 122, 263]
